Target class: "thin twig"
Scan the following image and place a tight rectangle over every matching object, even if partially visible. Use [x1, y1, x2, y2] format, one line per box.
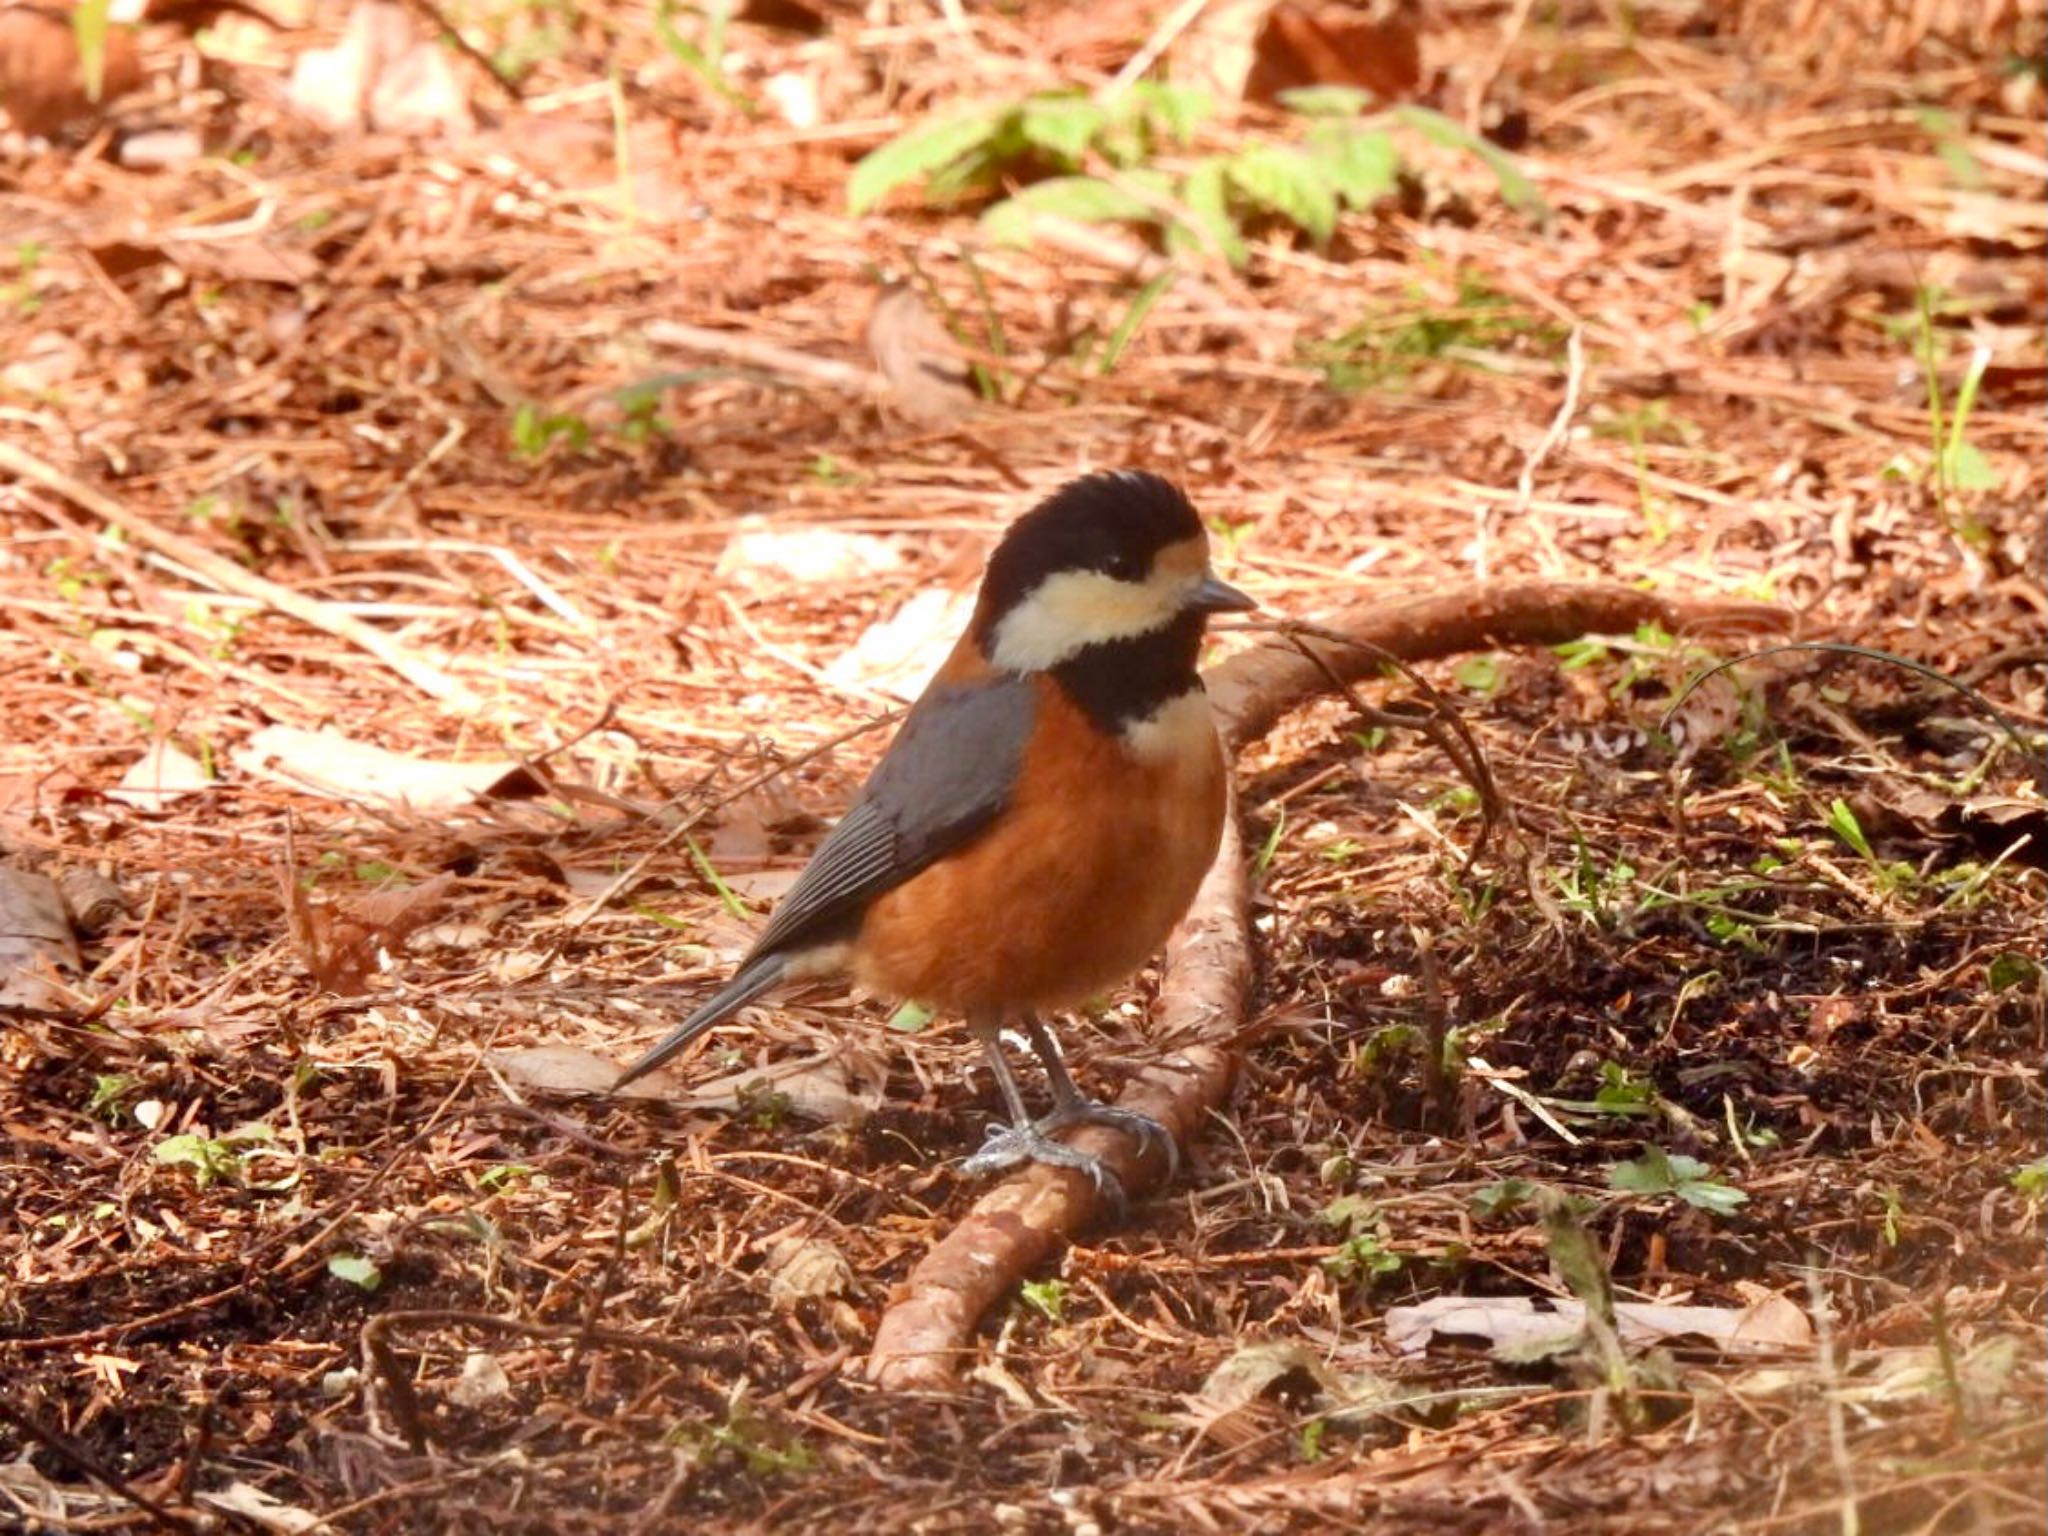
[0, 440, 482, 712]
[564, 710, 902, 929]
[0, 1397, 202, 1533]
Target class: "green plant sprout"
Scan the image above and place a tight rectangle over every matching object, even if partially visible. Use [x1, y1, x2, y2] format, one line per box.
[848, 86, 1539, 268]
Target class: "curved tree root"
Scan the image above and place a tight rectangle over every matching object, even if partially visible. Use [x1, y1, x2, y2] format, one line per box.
[866, 581, 1789, 1390]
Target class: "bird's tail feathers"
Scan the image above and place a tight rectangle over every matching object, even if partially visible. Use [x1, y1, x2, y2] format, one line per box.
[613, 956, 787, 1089]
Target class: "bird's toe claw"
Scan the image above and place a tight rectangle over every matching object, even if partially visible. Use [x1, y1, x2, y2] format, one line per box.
[962, 1124, 1128, 1212]
[1039, 1100, 1181, 1180]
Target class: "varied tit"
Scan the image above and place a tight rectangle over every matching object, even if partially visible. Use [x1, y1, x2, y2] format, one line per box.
[616, 470, 1255, 1199]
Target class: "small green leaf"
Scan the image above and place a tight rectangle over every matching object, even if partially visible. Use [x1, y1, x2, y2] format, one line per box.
[1675, 1177, 1748, 1217]
[1252, 804, 1287, 878]
[2011, 1159, 2047, 1201]
[1128, 81, 1214, 143]
[153, 1134, 241, 1187]
[1097, 265, 1178, 374]
[1553, 637, 1610, 671]
[1019, 1277, 1068, 1322]
[1017, 94, 1107, 164]
[1395, 105, 1550, 223]
[1318, 1194, 1376, 1233]
[684, 834, 750, 920]
[652, 0, 752, 113]
[1916, 107, 1987, 190]
[1609, 1146, 1748, 1215]
[981, 175, 1158, 244]
[887, 1000, 933, 1033]
[735, 1079, 795, 1127]
[1988, 952, 2041, 992]
[1277, 85, 1377, 118]
[1941, 440, 1999, 491]
[1453, 654, 1501, 696]
[1607, 1145, 1680, 1194]
[1306, 123, 1398, 209]
[1298, 1416, 1327, 1461]
[848, 111, 1004, 214]
[1173, 157, 1248, 266]
[924, 142, 1013, 204]
[88, 1073, 136, 1120]
[71, 0, 112, 103]
[328, 1253, 382, 1292]
[1593, 1061, 1655, 1112]
[1226, 146, 1339, 244]
[1537, 1189, 1615, 1322]
[1826, 798, 1875, 861]
[1469, 1177, 1538, 1217]
[1322, 1233, 1402, 1282]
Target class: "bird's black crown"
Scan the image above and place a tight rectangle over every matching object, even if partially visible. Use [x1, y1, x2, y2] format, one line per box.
[974, 471, 1203, 626]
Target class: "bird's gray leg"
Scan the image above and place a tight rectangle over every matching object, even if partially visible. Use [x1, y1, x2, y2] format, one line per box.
[1015, 1013, 1180, 1180]
[960, 1011, 1131, 1208]
[965, 1010, 1037, 1126]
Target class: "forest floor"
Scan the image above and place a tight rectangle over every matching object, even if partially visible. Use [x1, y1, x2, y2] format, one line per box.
[1, 1, 2044, 1531]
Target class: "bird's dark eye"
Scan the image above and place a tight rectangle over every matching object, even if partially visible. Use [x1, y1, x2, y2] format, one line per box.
[1104, 549, 1146, 581]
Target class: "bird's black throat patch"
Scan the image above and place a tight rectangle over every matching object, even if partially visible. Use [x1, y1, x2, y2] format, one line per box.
[1050, 609, 1207, 733]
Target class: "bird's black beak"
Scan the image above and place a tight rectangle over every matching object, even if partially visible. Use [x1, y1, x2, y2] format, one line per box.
[1189, 573, 1257, 614]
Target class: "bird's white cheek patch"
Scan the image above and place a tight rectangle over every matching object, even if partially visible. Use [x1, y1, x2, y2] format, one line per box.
[990, 570, 1167, 671]
[1119, 687, 1218, 766]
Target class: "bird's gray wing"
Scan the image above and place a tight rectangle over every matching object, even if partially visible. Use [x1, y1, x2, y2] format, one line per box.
[745, 674, 1036, 960]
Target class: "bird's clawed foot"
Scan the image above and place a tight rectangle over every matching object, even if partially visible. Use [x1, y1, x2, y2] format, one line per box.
[1039, 1097, 1181, 1182]
[960, 1100, 1179, 1212]
[960, 1012, 1182, 1212]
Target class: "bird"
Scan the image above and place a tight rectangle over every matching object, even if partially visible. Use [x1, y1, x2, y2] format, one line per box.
[615, 469, 1254, 1199]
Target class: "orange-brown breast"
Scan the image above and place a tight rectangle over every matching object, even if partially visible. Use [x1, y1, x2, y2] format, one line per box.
[851, 675, 1226, 1015]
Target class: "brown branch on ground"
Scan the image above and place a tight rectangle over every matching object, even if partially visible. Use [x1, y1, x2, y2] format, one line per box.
[865, 580, 1792, 1391]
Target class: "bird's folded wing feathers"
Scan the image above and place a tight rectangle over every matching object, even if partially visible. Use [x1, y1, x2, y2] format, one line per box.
[745, 675, 1036, 960]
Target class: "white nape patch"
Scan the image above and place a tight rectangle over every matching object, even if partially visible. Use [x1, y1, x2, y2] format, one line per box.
[1120, 686, 1219, 766]
[989, 538, 1207, 672]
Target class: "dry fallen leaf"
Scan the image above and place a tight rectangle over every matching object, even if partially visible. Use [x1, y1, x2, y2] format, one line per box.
[761, 68, 820, 129]
[108, 739, 213, 809]
[671, 1052, 879, 1125]
[112, 123, 200, 166]
[287, 0, 472, 135]
[494, 1043, 650, 1096]
[718, 517, 905, 591]
[55, 865, 127, 933]
[446, 1351, 513, 1408]
[494, 1040, 881, 1124]
[765, 1236, 854, 1309]
[1, 333, 84, 394]
[1247, 0, 1423, 105]
[0, 865, 80, 1010]
[864, 284, 983, 426]
[240, 725, 540, 812]
[195, 1481, 323, 1534]
[734, 0, 823, 33]
[1174, 0, 1422, 108]
[289, 871, 456, 997]
[1385, 1292, 1815, 1359]
[1182, 1339, 1406, 1449]
[823, 587, 975, 701]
